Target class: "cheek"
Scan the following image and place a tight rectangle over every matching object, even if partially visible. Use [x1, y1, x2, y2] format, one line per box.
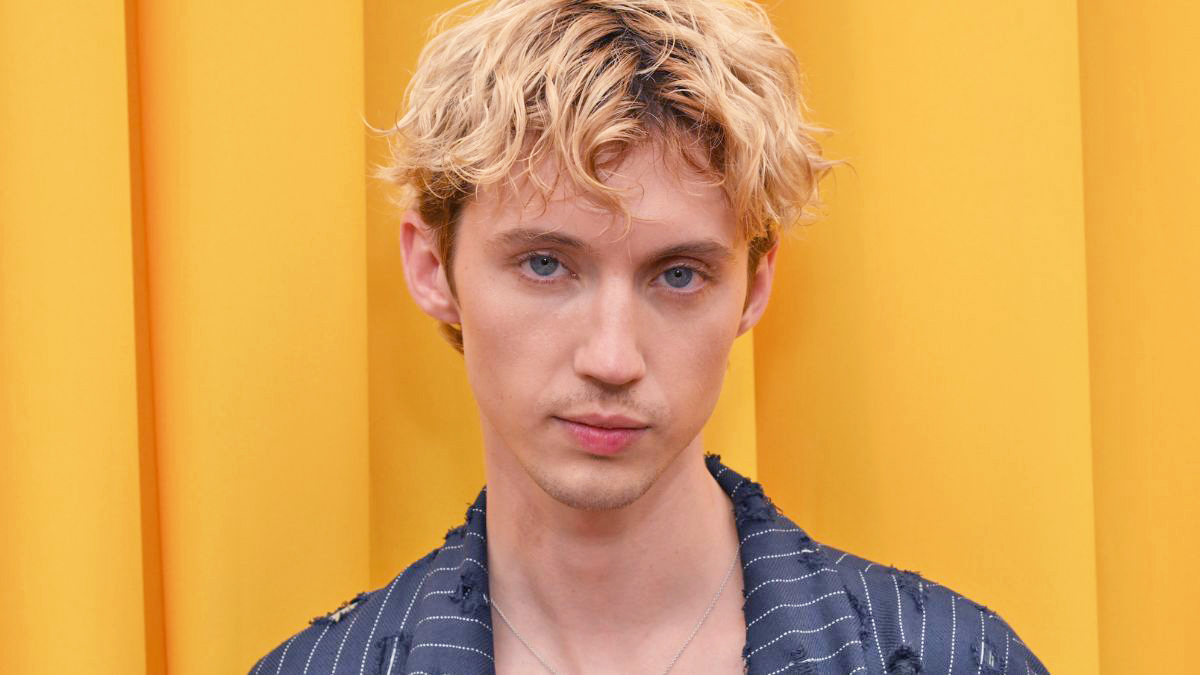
[648, 293, 744, 426]
[457, 270, 566, 417]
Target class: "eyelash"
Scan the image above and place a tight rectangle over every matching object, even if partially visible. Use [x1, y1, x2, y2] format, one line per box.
[514, 252, 711, 294]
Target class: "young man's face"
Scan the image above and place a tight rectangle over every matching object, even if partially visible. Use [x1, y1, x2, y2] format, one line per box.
[404, 144, 776, 511]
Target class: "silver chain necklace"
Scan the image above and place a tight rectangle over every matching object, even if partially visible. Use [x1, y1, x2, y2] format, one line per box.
[488, 545, 741, 675]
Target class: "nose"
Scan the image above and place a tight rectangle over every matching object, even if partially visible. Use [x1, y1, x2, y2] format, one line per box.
[572, 279, 646, 387]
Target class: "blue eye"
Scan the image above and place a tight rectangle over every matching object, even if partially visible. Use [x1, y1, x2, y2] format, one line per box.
[527, 255, 560, 277]
[662, 266, 694, 289]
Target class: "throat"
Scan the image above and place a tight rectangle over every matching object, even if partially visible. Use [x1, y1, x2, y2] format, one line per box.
[483, 448, 746, 672]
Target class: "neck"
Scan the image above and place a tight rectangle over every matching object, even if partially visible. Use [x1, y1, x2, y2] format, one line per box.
[482, 428, 742, 663]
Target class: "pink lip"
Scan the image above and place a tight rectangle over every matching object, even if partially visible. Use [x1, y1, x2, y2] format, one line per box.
[563, 412, 648, 429]
[555, 416, 648, 456]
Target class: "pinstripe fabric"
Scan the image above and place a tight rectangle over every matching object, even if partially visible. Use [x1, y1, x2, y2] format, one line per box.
[251, 455, 1048, 674]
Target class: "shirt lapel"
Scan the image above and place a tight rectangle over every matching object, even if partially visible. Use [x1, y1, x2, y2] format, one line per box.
[707, 455, 872, 675]
[401, 488, 496, 674]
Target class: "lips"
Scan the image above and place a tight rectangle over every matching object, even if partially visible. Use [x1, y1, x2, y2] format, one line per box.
[555, 414, 649, 456]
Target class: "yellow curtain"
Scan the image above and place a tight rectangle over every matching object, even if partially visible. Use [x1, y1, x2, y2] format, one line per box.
[2, 1, 1196, 673]
[758, 3, 1101, 671]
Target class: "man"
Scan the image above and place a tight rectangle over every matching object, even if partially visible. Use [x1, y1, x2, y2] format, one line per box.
[253, 1, 1048, 673]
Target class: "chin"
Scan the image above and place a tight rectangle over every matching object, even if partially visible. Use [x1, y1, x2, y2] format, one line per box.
[525, 454, 663, 511]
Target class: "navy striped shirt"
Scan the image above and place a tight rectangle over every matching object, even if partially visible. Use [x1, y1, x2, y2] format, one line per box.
[251, 455, 1048, 674]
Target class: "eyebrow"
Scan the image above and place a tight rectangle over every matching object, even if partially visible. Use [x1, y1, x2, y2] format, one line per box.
[487, 227, 737, 264]
[489, 227, 587, 251]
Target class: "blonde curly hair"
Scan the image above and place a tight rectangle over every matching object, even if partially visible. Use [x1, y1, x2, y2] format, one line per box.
[377, 0, 835, 351]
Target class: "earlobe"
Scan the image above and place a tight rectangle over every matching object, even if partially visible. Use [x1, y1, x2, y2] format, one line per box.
[736, 243, 779, 336]
[398, 210, 461, 325]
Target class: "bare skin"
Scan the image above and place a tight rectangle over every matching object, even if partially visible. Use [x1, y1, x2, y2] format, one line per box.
[485, 433, 747, 674]
[400, 143, 777, 674]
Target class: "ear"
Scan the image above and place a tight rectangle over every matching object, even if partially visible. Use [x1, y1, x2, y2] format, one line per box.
[736, 243, 779, 336]
[399, 210, 461, 325]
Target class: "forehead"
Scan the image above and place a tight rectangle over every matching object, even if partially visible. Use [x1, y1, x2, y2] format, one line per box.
[461, 142, 740, 248]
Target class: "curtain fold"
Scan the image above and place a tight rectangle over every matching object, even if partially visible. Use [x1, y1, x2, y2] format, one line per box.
[755, 3, 1101, 672]
[2, 1, 1197, 673]
[1079, 2, 1200, 672]
[134, 0, 371, 671]
[1, 1, 155, 672]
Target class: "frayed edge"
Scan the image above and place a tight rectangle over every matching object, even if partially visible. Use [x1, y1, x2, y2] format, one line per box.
[886, 645, 923, 674]
[449, 565, 489, 616]
[704, 452, 724, 474]
[886, 565, 928, 613]
[373, 633, 412, 675]
[463, 500, 480, 525]
[310, 591, 368, 625]
[797, 531, 827, 572]
[971, 637, 1003, 674]
[786, 645, 818, 674]
[733, 480, 778, 524]
[399, 631, 413, 655]
[444, 523, 466, 543]
[842, 585, 873, 647]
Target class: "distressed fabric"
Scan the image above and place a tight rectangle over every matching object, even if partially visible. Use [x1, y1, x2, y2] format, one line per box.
[251, 455, 1049, 674]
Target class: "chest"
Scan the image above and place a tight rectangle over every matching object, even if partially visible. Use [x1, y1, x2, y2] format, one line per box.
[492, 580, 747, 675]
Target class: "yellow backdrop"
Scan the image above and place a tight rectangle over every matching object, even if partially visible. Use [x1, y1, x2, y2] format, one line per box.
[2, 1, 1196, 673]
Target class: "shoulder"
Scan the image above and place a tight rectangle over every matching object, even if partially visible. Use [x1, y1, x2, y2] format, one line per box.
[247, 547, 440, 675]
[819, 543, 1049, 674]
